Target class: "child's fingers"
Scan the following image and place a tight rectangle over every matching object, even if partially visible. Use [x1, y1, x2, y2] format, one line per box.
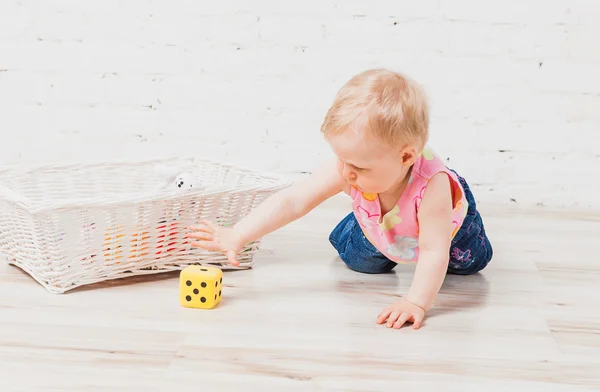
[188, 223, 213, 233]
[386, 311, 401, 327]
[393, 312, 410, 329]
[413, 313, 425, 330]
[227, 250, 240, 266]
[191, 240, 219, 250]
[377, 308, 393, 324]
[202, 219, 221, 232]
[186, 231, 214, 241]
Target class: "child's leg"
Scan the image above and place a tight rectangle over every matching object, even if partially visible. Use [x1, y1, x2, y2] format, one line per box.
[447, 172, 494, 275]
[329, 213, 397, 274]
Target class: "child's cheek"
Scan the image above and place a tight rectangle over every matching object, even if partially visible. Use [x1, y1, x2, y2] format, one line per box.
[336, 159, 344, 177]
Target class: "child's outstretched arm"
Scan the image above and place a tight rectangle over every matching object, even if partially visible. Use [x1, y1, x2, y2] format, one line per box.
[377, 172, 453, 329]
[187, 159, 346, 265]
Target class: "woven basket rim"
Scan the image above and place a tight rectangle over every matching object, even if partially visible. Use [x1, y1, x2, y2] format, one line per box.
[0, 156, 292, 214]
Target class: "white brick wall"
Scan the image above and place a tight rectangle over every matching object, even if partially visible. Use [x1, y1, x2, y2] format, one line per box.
[0, 0, 599, 210]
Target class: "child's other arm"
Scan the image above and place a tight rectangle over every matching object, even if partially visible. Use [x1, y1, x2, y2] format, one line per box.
[188, 159, 346, 264]
[407, 172, 454, 311]
[376, 172, 453, 329]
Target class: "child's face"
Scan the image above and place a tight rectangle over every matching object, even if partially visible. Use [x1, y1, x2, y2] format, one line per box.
[327, 127, 415, 195]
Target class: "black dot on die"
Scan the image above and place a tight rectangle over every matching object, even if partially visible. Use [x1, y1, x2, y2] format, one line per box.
[186, 280, 192, 286]
[215, 281, 218, 287]
[201, 282, 207, 288]
[185, 295, 191, 302]
[220, 277, 222, 284]
[193, 289, 199, 294]
[200, 268, 207, 271]
[219, 290, 221, 297]
[200, 297, 206, 303]
[214, 294, 217, 300]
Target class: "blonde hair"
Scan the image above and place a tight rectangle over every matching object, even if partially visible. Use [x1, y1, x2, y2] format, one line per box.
[321, 69, 429, 150]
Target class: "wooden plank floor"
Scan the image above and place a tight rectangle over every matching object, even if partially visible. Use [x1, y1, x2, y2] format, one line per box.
[1, 196, 599, 391]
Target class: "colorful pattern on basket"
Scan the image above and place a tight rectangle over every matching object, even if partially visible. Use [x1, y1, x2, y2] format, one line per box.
[351, 146, 469, 263]
[99, 220, 190, 265]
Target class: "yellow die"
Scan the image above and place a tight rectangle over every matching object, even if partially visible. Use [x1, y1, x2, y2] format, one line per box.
[179, 266, 223, 309]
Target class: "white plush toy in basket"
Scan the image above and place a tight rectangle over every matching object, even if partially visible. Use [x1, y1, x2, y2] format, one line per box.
[0, 157, 291, 293]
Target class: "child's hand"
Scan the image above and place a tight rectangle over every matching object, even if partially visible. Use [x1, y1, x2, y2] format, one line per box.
[187, 220, 244, 266]
[376, 299, 426, 330]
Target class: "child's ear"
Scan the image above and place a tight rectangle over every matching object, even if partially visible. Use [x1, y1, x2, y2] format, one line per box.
[400, 146, 418, 166]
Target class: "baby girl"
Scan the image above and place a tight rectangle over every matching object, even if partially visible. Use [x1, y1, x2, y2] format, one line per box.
[187, 69, 493, 330]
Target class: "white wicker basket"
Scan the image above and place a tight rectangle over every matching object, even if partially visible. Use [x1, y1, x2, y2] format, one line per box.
[0, 157, 291, 293]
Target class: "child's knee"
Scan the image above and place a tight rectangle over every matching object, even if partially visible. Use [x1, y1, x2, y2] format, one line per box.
[328, 232, 340, 250]
[329, 213, 355, 251]
[329, 212, 397, 274]
[448, 242, 493, 275]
